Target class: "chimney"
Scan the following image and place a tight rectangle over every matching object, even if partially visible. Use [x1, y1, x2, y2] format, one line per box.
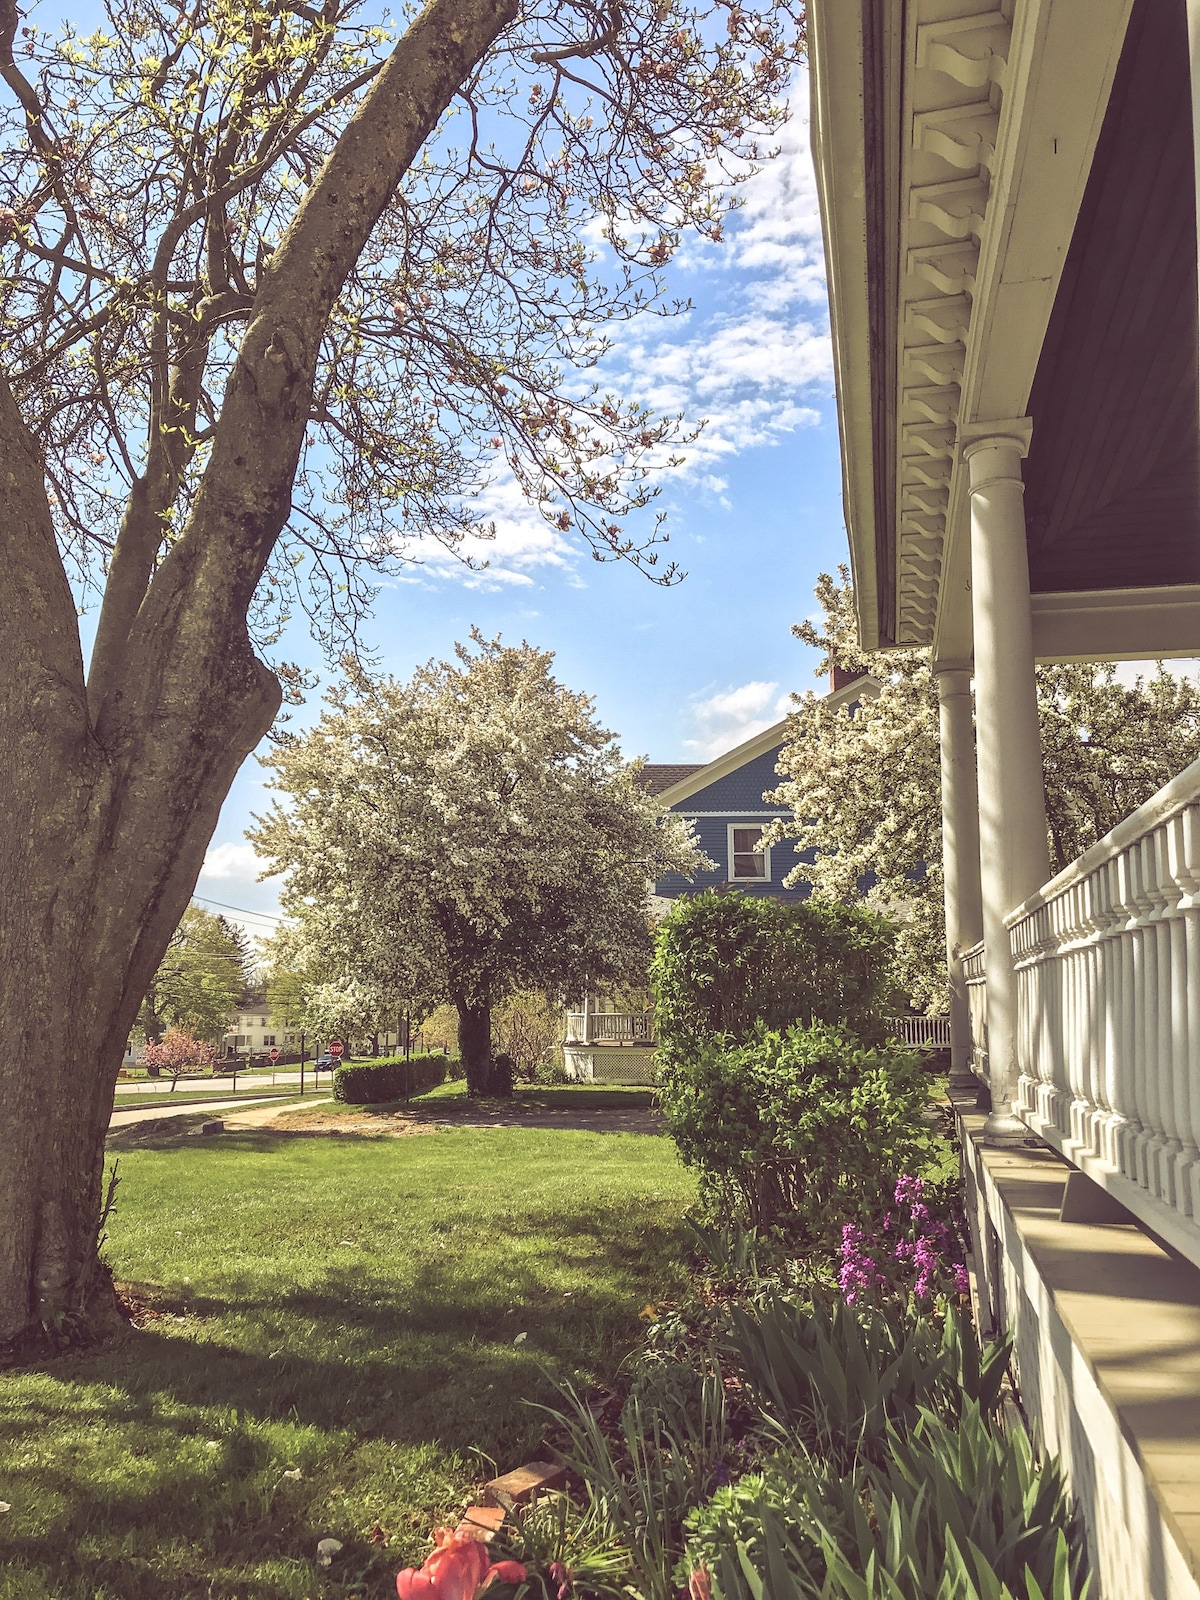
[830, 664, 866, 693]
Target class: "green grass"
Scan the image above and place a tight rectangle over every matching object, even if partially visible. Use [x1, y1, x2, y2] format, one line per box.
[0, 1124, 694, 1599]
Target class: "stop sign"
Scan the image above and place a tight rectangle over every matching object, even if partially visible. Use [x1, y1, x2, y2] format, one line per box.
[268, 1047, 279, 1063]
[329, 1040, 344, 1058]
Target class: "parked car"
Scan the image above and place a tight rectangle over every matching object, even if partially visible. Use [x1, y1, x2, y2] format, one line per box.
[315, 1054, 336, 1070]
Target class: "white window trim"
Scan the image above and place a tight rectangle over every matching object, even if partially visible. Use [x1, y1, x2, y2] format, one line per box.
[728, 822, 771, 883]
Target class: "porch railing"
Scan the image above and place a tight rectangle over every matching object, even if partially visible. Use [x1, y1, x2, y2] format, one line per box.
[1004, 755, 1200, 1268]
[888, 1015, 953, 1048]
[564, 1011, 656, 1044]
[964, 941, 988, 1083]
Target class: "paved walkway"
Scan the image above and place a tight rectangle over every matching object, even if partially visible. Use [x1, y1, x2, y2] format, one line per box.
[108, 1095, 316, 1130]
[222, 1098, 333, 1129]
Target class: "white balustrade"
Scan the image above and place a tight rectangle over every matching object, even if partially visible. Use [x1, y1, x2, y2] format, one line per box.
[564, 1011, 655, 1044]
[1005, 755, 1200, 1267]
[964, 940, 988, 1083]
[888, 1015, 953, 1047]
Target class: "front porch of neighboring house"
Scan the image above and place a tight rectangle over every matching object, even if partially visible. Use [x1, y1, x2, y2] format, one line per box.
[563, 1001, 656, 1084]
[811, 0, 1200, 1593]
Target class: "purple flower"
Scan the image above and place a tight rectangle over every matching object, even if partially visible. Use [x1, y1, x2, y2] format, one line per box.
[894, 1175, 925, 1207]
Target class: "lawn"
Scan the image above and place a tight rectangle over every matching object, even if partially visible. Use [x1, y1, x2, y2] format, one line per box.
[0, 1124, 694, 1599]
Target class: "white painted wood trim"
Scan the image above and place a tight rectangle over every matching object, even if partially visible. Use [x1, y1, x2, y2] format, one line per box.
[727, 822, 772, 883]
[1030, 585, 1200, 662]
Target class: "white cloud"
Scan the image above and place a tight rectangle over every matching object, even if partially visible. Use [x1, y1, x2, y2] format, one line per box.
[684, 680, 782, 759]
[602, 74, 832, 480]
[200, 841, 265, 881]
[729, 76, 826, 310]
[392, 72, 831, 591]
[398, 473, 583, 591]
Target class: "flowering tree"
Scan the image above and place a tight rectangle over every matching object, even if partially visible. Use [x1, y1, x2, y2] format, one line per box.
[252, 635, 708, 1093]
[0, 0, 800, 1341]
[492, 990, 565, 1081]
[141, 1029, 218, 1092]
[138, 906, 249, 1045]
[765, 572, 1200, 1010]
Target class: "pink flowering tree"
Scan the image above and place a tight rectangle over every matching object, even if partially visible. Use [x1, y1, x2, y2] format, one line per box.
[141, 1030, 218, 1093]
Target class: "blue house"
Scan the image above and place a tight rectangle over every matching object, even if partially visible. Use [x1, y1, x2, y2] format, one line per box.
[644, 675, 877, 904]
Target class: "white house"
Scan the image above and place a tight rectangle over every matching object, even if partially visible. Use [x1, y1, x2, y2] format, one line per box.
[810, 0, 1200, 1593]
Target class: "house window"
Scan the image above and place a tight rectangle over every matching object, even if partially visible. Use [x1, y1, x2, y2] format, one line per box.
[729, 824, 769, 881]
[264, 1035, 276, 1047]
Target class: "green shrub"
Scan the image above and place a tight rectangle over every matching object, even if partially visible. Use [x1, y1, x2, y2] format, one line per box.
[332, 1054, 451, 1104]
[651, 891, 900, 1063]
[657, 1022, 930, 1235]
[683, 1297, 1085, 1600]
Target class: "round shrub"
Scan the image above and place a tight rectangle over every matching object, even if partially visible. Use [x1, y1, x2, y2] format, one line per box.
[651, 891, 900, 1066]
[657, 1022, 931, 1240]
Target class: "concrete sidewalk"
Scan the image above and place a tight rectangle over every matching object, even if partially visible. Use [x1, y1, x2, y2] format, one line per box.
[108, 1095, 297, 1130]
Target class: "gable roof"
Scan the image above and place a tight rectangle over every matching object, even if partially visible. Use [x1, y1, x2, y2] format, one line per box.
[637, 763, 706, 796]
[653, 675, 882, 809]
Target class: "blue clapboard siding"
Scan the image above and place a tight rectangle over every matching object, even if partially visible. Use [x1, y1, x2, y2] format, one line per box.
[654, 741, 814, 901]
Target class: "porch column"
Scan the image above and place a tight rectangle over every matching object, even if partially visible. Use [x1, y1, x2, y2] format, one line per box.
[962, 421, 1051, 1142]
[933, 662, 983, 1091]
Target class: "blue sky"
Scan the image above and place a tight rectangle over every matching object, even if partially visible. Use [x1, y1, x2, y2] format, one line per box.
[189, 73, 852, 943]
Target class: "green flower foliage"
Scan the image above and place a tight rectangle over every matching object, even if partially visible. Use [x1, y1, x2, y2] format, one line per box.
[651, 891, 901, 1065]
[686, 1407, 1089, 1600]
[657, 1023, 930, 1236]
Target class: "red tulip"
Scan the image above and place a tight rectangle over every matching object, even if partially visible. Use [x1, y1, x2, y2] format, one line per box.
[688, 1566, 713, 1600]
[396, 1527, 527, 1600]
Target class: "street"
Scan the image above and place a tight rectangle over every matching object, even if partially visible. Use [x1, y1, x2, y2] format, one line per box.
[114, 1066, 336, 1097]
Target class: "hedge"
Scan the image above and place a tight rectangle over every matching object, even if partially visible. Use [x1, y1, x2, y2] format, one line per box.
[332, 1054, 452, 1104]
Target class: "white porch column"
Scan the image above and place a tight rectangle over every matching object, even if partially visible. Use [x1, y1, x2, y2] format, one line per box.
[962, 421, 1051, 1141]
[934, 662, 984, 1091]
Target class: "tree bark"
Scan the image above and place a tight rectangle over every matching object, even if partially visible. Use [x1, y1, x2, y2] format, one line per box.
[456, 999, 493, 1097]
[0, 0, 519, 1348]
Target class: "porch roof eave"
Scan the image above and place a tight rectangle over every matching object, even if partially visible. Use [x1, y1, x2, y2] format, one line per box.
[808, 0, 891, 653]
[808, 0, 1140, 664]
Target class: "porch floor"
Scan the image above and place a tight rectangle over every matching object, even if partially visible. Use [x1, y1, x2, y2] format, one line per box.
[959, 1108, 1200, 1596]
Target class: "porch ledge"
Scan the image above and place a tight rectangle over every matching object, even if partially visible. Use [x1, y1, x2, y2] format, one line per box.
[958, 1104, 1200, 1598]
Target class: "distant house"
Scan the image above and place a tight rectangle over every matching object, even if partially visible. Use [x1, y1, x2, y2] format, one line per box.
[643, 673, 876, 905]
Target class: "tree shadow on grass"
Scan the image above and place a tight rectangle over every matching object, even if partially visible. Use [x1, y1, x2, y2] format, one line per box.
[85, 1222, 667, 1447]
[6, 1126, 690, 1599]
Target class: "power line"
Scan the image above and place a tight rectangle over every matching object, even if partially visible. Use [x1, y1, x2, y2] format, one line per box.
[192, 895, 286, 925]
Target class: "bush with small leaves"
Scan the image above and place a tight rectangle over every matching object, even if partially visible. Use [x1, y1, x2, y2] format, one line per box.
[332, 1055, 450, 1104]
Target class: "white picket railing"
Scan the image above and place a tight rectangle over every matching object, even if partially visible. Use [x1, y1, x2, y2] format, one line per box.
[564, 1011, 655, 1044]
[888, 1015, 953, 1047]
[964, 941, 988, 1083]
[1004, 755, 1200, 1268]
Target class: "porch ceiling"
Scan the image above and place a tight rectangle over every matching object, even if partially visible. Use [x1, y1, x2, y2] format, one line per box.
[1023, 0, 1200, 595]
[810, 0, 1146, 655]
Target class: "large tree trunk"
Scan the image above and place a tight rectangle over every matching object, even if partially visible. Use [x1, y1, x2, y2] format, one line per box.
[0, 0, 518, 1350]
[0, 377, 279, 1348]
[456, 999, 493, 1097]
